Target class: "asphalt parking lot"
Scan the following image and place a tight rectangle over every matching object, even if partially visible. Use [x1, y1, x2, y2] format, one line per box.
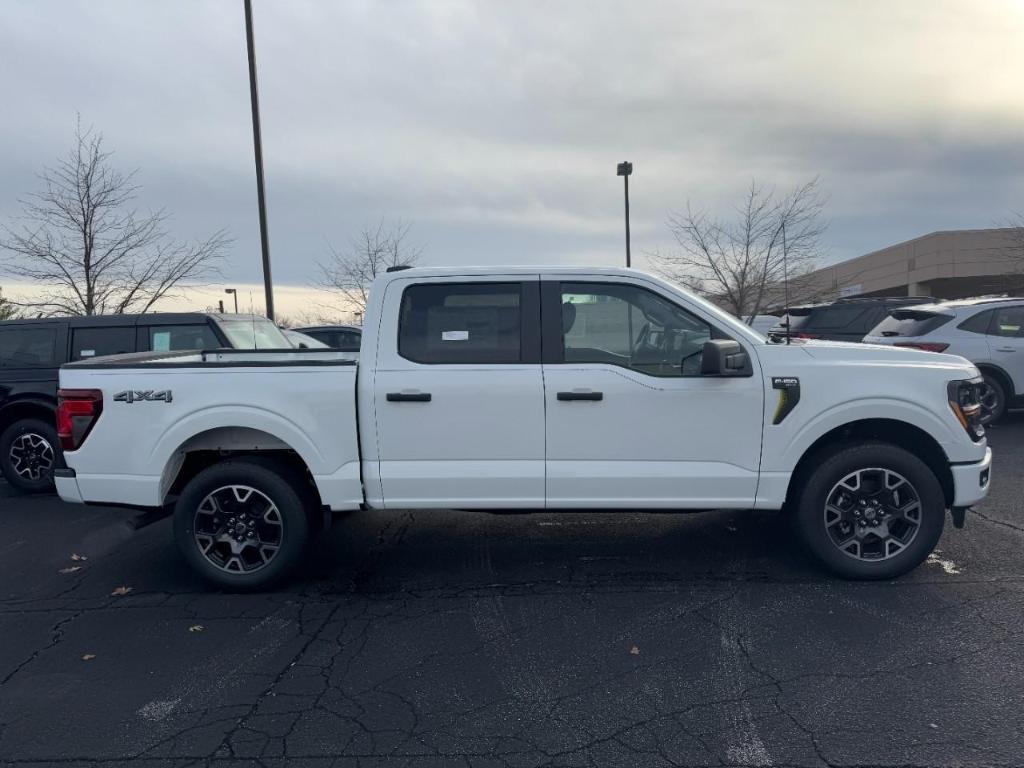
[0, 421, 1022, 767]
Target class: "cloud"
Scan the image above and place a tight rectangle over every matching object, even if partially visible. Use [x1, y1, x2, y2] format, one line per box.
[1, 0, 1023, 296]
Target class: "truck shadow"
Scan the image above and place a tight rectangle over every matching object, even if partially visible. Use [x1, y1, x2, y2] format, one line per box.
[301, 507, 824, 595]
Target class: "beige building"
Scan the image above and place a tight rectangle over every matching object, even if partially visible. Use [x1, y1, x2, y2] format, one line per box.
[793, 228, 1024, 305]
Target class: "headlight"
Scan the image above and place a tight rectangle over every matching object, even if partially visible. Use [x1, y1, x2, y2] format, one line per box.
[948, 378, 985, 442]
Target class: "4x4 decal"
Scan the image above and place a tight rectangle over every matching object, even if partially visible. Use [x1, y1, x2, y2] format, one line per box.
[113, 390, 173, 404]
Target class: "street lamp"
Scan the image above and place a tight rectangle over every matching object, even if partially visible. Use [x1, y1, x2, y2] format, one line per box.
[225, 288, 239, 314]
[616, 161, 633, 268]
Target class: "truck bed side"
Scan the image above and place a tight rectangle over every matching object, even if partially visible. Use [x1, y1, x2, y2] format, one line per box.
[58, 352, 361, 510]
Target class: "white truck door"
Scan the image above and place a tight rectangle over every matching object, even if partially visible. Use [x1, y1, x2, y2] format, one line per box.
[541, 277, 764, 508]
[371, 276, 545, 508]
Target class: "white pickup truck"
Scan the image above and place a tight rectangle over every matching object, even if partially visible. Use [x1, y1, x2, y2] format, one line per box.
[55, 266, 992, 589]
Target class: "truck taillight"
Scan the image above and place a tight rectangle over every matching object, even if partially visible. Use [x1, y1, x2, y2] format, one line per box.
[57, 389, 103, 451]
[895, 341, 949, 353]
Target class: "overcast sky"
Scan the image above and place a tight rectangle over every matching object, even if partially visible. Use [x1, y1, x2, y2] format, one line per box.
[2, 0, 1023, 315]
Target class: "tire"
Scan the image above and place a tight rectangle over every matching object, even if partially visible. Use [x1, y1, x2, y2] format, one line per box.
[793, 441, 945, 580]
[978, 373, 1007, 426]
[0, 418, 60, 493]
[173, 458, 312, 591]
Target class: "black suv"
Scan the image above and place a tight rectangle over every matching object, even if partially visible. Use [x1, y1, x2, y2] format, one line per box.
[0, 312, 289, 492]
[768, 296, 935, 343]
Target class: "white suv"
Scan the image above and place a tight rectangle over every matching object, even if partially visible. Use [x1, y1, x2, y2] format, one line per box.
[864, 297, 1024, 424]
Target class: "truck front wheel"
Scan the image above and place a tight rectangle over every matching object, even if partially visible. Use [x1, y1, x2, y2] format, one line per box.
[794, 442, 945, 580]
[173, 459, 312, 590]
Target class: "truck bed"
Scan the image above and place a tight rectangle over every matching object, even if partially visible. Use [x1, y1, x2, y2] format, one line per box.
[58, 349, 362, 510]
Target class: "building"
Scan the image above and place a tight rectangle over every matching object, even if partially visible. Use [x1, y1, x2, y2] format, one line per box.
[798, 228, 1024, 302]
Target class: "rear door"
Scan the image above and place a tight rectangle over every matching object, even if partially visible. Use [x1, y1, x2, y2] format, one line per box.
[988, 305, 1024, 395]
[540, 276, 764, 508]
[370, 275, 545, 508]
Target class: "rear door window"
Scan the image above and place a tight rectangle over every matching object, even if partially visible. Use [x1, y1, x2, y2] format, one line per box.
[991, 307, 1024, 338]
[958, 310, 994, 335]
[70, 327, 135, 361]
[144, 324, 221, 352]
[399, 282, 524, 364]
[871, 311, 952, 338]
[0, 326, 58, 367]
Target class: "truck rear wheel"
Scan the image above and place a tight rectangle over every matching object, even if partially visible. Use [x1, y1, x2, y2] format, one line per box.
[793, 442, 945, 580]
[173, 458, 312, 591]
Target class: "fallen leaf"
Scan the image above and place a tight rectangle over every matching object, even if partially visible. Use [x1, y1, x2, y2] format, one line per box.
[59, 566, 82, 574]
[70, 553, 88, 562]
[629, 645, 641, 655]
[189, 624, 204, 633]
[111, 586, 132, 596]
[929, 723, 939, 729]
[82, 654, 96, 661]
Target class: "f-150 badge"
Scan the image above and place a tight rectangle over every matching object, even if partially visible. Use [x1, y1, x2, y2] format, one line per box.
[113, 390, 173, 404]
[771, 377, 800, 424]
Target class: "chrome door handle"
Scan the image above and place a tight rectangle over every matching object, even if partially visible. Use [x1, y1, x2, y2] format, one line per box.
[995, 347, 1017, 353]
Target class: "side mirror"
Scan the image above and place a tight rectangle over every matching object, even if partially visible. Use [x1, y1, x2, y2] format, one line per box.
[298, 342, 309, 349]
[700, 339, 751, 377]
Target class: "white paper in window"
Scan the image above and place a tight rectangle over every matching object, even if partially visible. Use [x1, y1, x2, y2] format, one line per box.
[80, 349, 96, 358]
[152, 331, 171, 351]
[441, 330, 469, 341]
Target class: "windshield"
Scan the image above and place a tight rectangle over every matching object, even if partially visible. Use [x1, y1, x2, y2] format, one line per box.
[216, 317, 291, 349]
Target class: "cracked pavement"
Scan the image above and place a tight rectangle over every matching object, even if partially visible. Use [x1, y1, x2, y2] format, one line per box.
[1, 417, 1023, 767]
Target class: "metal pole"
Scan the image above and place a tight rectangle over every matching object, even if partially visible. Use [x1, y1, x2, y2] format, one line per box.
[233, 292, 239, 313]
[244, 0, 275, 321]
[623, 174, 631, 268]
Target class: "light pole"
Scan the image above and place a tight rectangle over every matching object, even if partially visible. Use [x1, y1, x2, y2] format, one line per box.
[243, 0, 275, 321]
[616, 161, 633, 268]
[225, 288, 239, 314]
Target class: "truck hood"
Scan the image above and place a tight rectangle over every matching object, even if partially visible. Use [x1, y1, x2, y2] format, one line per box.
[793, 339, 978, 375]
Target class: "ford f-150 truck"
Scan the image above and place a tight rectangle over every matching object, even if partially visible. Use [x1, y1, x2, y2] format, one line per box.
[54, 266, 992, 589]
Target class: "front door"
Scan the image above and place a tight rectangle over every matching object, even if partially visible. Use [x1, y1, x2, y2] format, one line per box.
[372, 276, 545, 508]
[541, 277, 764, 508]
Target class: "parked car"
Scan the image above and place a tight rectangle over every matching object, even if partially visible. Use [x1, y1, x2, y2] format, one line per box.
[766, 305, 819, 341]
[746, 314, 781, 335]
[864, 297, 1024, 424]
[282, 329, 329, 349]
[55, 266, 990, 588]
[0, 312, 289, 492]
[769, 297, 934, 342]
[294, 325, 361, 353]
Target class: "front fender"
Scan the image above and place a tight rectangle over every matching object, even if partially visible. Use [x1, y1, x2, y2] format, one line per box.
[767, 396, 971, 473]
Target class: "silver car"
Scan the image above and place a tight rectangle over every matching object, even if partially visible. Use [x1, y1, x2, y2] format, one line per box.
[864, 297, 1024, 424]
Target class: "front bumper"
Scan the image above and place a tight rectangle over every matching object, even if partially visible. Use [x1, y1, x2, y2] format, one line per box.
[54, 468, 85, 505]
[950, 447, 992, 508]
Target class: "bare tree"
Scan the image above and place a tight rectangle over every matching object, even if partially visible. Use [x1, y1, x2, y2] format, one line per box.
[652, 178, 828, 321]
[0, 288, 18, 320]
[317, 219, 422, 315]
[0, 120, 229, 316]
